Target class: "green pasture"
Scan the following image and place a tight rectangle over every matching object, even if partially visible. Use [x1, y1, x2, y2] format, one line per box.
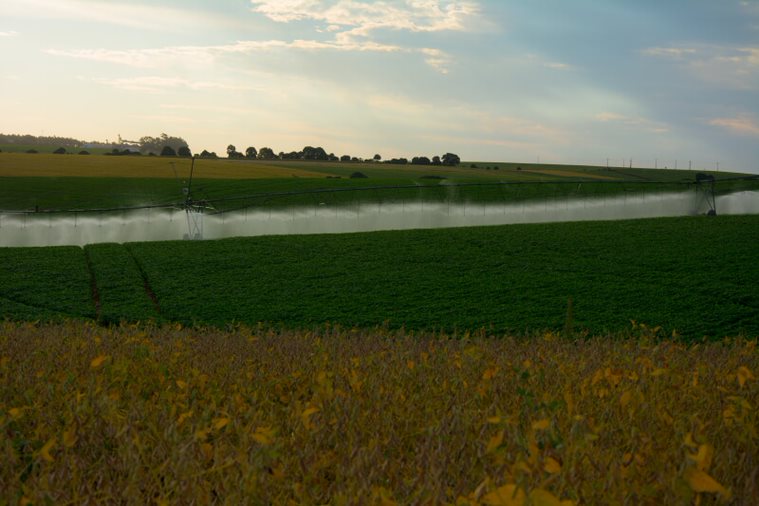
[1, 216, 757, 338]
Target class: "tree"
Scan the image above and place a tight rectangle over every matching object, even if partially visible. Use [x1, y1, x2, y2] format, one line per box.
[160, 146, 177, 157]
[227, 144, 244, 159]
[245, 147, 257, 159]
[340, 155, 352, 162]
[139, 133, 189, 155]
[53, 147, 66, 154]
[411, 156, 431, 165]
[442, 153, 461, 166]
[432, 156, 442, 166]
[257, 147, 276, 160]
[373, 154, 382, 162]
[302, 146, 328, 161]
[177, 146, 192, 157]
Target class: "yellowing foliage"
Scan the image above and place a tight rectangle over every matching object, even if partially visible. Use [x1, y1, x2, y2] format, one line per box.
[0, 321, 757, 504]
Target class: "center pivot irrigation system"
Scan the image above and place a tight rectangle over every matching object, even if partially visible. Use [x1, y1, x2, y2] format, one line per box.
[2, 157, 757, 242]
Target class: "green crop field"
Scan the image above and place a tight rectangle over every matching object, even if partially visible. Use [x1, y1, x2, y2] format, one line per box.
[2, 216, 758, 338]
[2, 151, 755, 212]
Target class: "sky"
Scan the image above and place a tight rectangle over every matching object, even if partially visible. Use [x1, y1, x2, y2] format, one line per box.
[1, 0, 758, 173]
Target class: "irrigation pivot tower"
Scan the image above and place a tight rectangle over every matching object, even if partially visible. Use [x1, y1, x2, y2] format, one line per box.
[181, 156, 212, 240]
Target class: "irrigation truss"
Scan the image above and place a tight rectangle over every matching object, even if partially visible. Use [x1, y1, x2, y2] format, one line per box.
[1, 175, 757, 217]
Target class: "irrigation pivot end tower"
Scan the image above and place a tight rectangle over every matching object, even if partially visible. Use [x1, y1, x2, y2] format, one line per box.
[695, 173, 717, 216]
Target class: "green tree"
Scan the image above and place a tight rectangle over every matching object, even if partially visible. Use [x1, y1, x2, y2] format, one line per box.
[442, 153, 461, 166]
[257, 147, 276, 160]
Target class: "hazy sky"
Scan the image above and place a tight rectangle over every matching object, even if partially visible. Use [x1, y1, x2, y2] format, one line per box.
[1, 0, 758, 172]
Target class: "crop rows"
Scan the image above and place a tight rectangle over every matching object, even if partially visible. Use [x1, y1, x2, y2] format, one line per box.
[1, 321, 757, 503]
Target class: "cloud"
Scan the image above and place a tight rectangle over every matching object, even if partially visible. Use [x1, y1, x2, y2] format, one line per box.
[91, 76, 257, 94]
[595, 112, 669, 134]
[643, 47, 697, 59]
[709, 115, 759, 137]
[47, 38, 406, 68]
[543, 62, 573, 71]
[644, 44, 759, 90]
[0, 30, 19, 37]
[44, 1, 477, 74]
[250, 0, 479, 33]
[249, 0, 480, 72]
[46, 37, 452, 75]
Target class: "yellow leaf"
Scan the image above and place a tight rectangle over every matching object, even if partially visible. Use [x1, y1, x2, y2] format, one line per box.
[90, 354, 109, 369]
[481, 484, 526, 506]
[532, 419, 550, 431]
[302, 406, 319, 418]
[482, 367, 497, 380]
[39, 437, 56, 463]
[683, 432, 698, 449]
[63, 427, 77, 448]
[9, 407, 24, 419]
[687, 444, 714, 472]
[486, 431, 504, 454]
[213, 417, 230, 430]
[252, 426, 276, 446]
[651, 368, 668, 377]
[544, 457, 562, 474]
[487, 416, 503, 424]
[175, 380, 188, 389]
[737, 366, 754, 388]
[684, 468, 730, 497]
[619, 390, 632, 409]
[176, 410, 193, 427]
[407, 359, 415, 370]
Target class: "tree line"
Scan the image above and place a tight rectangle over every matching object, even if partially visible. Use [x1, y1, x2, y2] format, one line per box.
[1, 133, 460, 166]
[219, 144, 460, 166]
